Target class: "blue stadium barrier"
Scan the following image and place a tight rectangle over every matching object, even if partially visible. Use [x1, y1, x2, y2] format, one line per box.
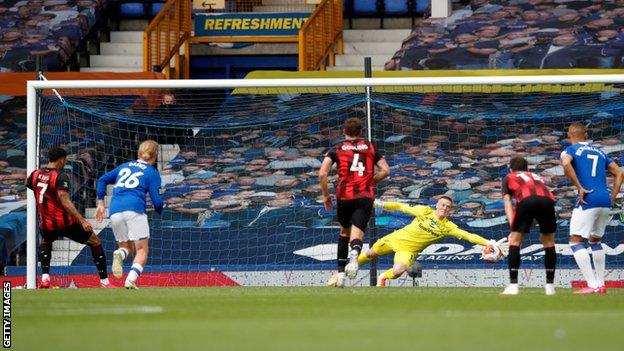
[345, 0, 420, 29]
[119, 2, 146, 18]
[384, 0, 409, 15]
[353, 0, 379, 15]
[151, 2, 165, 15]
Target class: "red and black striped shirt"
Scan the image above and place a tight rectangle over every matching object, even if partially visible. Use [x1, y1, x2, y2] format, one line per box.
[325, 139, 383, 201]
[501, 171, 555, 205]
[26, 168, 74, 231]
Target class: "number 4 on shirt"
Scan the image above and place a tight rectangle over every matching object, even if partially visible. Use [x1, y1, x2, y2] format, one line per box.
[350, 153, 365, 176]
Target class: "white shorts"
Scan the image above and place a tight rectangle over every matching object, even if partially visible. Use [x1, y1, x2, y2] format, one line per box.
[569, 207, 611, 239]
[110, 211, 150, 242]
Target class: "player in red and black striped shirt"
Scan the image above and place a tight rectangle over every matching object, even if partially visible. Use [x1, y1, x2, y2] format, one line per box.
[319, 118, 390, 287]
[26, 147, 113, 288]
[500, 156, 557, 295]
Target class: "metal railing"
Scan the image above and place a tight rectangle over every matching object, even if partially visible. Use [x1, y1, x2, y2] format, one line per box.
[143, 0, 191, 79]
[298, 0, 343, 71]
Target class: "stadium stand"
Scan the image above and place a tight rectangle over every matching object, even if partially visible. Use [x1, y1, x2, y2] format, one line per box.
[385, 0, 624, 70]
[0, 0, 107, 72]
[0, 95, 27, 272]
[332, 0, 430, 71]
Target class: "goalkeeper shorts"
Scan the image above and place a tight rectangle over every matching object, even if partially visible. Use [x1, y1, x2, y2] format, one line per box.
[371, 237, 416, 266]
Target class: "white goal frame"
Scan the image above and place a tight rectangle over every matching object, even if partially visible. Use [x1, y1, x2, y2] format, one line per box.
[26, 74, 624, 289]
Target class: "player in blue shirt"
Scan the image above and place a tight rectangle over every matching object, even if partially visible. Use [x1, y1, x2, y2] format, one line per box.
[561, 123, 623, 294]
[96, 140, 164, 289]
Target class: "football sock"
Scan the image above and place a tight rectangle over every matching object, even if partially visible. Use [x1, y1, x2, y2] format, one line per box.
[39, 241, 52, 275]
[544, 246, 556, 284]
[90, 244, 108, 280]
[127, 263, 143, 284]
[337, 236, 349, 272]
[119, 247, 129, 260]
[382, 269, 396, 280]
[571, 242, 597, 288]
[100, 278, 110, 285]
[508, 245, 520, 284]
[42, 273, 50, 282]
[357, 253, 370, 265]
[349, 239, 363, 255]
[590, 242, 606, 287]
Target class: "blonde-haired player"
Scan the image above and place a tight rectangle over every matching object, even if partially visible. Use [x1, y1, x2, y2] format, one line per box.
[359, 196, 508, 286]
[96, 140, 164, 289]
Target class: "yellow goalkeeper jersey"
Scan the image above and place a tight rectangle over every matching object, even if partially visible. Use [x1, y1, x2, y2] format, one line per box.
[379, 202, 488, 254]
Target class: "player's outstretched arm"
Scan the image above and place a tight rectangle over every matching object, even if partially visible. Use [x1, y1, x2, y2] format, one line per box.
[451, 228, 508, 256]
[608, 161, 624, 203]
[374, 200, 421, 216]
[447, 226, 489, 246]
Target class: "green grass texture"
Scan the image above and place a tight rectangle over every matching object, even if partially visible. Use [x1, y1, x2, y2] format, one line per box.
[12, 287, 624, 351]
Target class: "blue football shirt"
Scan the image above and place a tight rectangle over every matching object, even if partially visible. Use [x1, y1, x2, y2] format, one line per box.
[561, 142, 612, 209]
[97, 159, 164, 216]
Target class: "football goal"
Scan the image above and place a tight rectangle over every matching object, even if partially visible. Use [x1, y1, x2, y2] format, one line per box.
[25, 75, 624, 289]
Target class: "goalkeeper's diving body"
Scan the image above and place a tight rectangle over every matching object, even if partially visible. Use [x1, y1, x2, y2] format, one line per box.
[359, 196, 509, 286]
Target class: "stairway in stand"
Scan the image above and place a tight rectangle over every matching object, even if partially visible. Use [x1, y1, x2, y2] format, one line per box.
[81, 20, 146, 72]
[328, 29, 411, 71]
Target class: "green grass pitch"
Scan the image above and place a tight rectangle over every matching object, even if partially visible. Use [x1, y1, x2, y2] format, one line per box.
[13, 287, 624, 351]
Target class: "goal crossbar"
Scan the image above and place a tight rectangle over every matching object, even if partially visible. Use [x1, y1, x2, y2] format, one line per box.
[25, 74, 624, 90]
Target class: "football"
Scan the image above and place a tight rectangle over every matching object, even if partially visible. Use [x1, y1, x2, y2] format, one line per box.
[482, 244, 503, 263]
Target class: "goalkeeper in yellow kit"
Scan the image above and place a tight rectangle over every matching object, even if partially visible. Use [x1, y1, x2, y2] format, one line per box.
[359, 196, 509, 286]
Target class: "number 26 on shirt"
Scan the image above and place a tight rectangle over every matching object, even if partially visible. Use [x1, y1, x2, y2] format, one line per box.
[114, 168, 144, 189]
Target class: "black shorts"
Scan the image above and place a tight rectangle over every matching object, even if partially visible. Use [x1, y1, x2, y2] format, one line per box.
[40, 222, 92, 244]
[336, 198, 374, 232]
[512, 196, 557, 234]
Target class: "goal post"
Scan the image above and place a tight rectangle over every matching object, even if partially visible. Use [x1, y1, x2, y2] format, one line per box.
[26, 75, 624, 289]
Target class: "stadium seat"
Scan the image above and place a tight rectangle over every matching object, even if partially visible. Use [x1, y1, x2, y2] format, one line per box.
[384, 0, 409, 15]
[353, 0, 378, 15]
[416, 0, 431, 14]
[119, 2, 146, 18]
[151, 2, 165, 16]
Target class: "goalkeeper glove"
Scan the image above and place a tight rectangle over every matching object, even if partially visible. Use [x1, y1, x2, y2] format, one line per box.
[488, 237, 509, 256]
[373, 199, 384, 209]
